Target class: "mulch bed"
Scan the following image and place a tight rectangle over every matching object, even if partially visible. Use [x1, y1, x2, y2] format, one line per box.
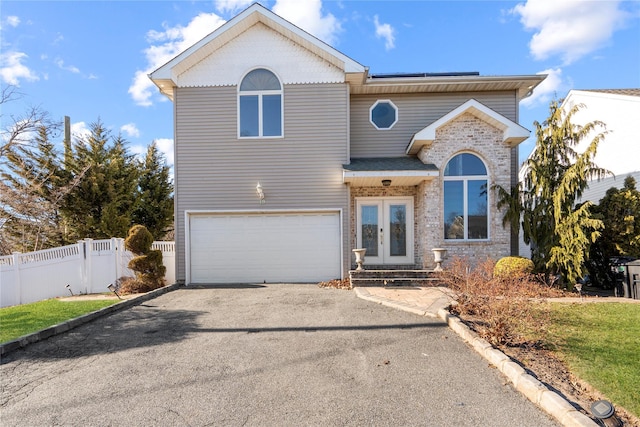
[318, 278, 352, 290]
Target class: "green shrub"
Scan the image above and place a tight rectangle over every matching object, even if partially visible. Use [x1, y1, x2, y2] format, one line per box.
[494, 256, 534, 279]
[125, 224, 153, 255]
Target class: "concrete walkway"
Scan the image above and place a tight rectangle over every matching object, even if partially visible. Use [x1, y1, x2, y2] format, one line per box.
[354, 286, 455, 318]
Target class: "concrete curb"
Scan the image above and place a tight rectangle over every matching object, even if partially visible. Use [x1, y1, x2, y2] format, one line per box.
[0, 283, 182, 357]
[436, 309, 597, 427]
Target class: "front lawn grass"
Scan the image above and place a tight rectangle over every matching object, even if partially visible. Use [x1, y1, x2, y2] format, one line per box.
[0, 298, 119, 343]
[547, 302, 640, 417]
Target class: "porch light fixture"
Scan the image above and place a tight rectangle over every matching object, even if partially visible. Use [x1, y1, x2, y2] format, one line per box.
[256, 182, 265, 204]
[107, 283, 122, 300]
[382, 179, 392, 187]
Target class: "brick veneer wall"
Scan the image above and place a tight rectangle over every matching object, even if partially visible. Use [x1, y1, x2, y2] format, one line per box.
[348, 113, 515, 270]
[417, 112, 512, 268]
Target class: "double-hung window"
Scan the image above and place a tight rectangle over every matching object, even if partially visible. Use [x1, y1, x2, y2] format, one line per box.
[443, 153, 489, 240]
[238, 68, 283, 138]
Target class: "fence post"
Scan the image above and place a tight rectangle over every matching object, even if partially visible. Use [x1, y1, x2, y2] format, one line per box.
[78, 240, 86, 294]
[113, 237, 122, 284]
[84, 239, 93, 294]
[12, 252, 22, 305]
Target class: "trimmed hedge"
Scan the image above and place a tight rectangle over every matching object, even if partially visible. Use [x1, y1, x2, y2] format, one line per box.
[494, 256, 534, 279]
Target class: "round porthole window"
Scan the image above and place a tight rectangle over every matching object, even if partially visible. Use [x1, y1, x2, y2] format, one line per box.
[370, 100, 398, 130]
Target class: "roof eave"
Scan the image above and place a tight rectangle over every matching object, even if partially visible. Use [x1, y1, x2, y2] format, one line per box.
[343, 170, 439, 187]
[149, 3, 365, 92]
[351, 74, 546, 98]
[406, 99, 531, 154]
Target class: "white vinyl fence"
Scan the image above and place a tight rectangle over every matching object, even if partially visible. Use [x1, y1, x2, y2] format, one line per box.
[0, 239, 175, 308]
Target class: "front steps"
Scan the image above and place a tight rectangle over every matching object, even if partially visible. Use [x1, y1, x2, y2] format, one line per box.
[349, 269, 441, 287]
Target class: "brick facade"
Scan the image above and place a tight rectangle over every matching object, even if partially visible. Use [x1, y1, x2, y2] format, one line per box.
[350, 113, 513, 270]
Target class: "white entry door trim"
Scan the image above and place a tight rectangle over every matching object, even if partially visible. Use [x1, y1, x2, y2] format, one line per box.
[355, 197, 414, 265]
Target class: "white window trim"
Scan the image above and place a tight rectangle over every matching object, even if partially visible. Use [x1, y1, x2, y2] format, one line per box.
[237, 69, 284, 139]
[443, 153, 490, 241]
[369, 99, 398, 130]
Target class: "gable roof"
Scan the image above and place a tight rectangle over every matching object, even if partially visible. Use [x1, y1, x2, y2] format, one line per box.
[406, 99, 530, 155]
[149, 3, 366, 98]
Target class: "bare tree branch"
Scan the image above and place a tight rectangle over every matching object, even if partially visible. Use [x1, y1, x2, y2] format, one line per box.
[1, 85, 60, 160]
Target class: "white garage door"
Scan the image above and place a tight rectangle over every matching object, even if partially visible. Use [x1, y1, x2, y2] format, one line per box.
[189, 211, 341, 284]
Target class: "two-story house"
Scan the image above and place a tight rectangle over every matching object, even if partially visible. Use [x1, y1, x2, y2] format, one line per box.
[149, 4, 545, 285]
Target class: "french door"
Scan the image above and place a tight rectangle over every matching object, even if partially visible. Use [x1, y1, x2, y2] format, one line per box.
[356, 197, 414, 265]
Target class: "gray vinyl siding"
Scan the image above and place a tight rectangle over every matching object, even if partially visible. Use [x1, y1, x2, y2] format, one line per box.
[174, 83, 350, 283]
[350, 91, 517, 158]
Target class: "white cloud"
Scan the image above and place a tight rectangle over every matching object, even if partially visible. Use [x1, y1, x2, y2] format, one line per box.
[373, 15, 395, 51]
[129, 12, 226, 107]
[1, 119, 38, 146]
[0, 51, 39, 86]
[272, 0, 342, 45]
[52, 33, 64, 46]
[55, 58, 80, 74]
[130, 144, 147, 158]
[71, 121, 91, 140]
[214, 0, 254, 14]
[512, 0, 628, 64]
[5, 16, 21, 28]
[154, 138, 174, 167]
[521, 68, 565, 108]
[121, 123, 141, 138]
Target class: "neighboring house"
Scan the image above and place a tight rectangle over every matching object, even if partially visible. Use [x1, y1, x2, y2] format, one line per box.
[577, 171, 640, 205]
[566, 89, 640, 205]
[519, 89, 640, 258]
[564, 89, 640, 179]
[149, 4, 545, 284]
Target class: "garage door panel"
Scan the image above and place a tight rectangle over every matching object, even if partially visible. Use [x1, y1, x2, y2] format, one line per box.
[189, 212, 340, 283]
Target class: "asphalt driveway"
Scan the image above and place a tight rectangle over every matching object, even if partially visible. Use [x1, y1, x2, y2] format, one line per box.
[1, 284, 558, 426]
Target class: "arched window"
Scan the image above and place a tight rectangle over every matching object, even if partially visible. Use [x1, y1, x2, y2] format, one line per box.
[238, 68, 282, 138]
[443, 153, 488, 240]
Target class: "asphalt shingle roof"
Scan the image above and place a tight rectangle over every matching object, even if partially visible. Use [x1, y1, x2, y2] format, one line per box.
[343, 157, 438, 171]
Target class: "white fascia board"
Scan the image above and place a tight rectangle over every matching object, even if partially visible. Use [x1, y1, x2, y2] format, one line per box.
[259, 7, 365, 73]
[407, 99, 530, 154]
[343, 170, 439, 180]
[150, 3, 364, 83]
[563, 90, 640, 108]
[360, 74, 546, 96]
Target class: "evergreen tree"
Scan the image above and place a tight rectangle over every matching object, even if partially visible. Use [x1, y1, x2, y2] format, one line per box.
[0, 125, 69, 252]
[496, 98, 609, 286]
[1, 109, 174, 253]
[586, 176, 640, 287]
[132, 142, 174, 240]
[61, 120, 139, 240]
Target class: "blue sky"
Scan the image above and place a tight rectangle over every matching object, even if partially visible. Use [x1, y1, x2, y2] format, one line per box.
[2, 0, 639, 166]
